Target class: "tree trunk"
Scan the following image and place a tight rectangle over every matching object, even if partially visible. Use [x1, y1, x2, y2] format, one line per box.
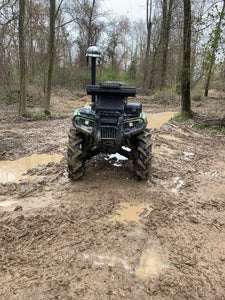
[149, 46, 159, 89]
[18, 0, 26, 118]
[204, 0, 225, 97]
[45, 0, 56, 116]
[143, 0, 152, 88]
[160, 0, 174, 90]
[181, 0, 191, 118]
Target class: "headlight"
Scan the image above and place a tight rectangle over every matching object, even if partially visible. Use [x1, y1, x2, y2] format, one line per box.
[77, 117, 94, 126]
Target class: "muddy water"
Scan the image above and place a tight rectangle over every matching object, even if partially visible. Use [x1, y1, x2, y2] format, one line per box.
[109, 202, 152, 224]
[0, 153, 63, 183]
[146, 112, 177, 129]
[83, 252, 132, 270]
[0, 112, 177, 183]
[136, 245, 171, 279]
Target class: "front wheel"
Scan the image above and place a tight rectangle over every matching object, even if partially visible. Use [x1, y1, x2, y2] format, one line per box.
[133, 129, 152, 180]
[67, 127, 85, 180]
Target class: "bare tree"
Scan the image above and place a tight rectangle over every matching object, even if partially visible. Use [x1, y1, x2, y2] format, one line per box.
[18, 0, 26, 118]
[105, 17, 130, 72]
[45, 0, 56, 116]
[181, 0, 191, 118]
[68, 0, 104, 66]
[204, 0, 225, 97]
[143, 0, 152, 88]
[160, 0, 174, 90]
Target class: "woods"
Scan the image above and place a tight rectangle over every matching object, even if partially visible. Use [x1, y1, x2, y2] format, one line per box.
[0, 0, 225, 116]
[1, 2, 225, 298]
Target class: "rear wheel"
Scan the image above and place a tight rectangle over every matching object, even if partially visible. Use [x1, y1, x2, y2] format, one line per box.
[67, 127, 85, 180]
[133, 129, 152, 180]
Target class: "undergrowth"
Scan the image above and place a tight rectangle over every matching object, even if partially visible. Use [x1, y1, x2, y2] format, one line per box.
[172, 113, 225, 135]
[192, 124, 225, 134]
[27, 111, 46, 119]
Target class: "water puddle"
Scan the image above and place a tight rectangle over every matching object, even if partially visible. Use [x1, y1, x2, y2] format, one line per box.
[0, 153, 63, 183]
[105, 153, 128, 167]
[83, 252, 131, 270]
[171, 177, 185, 194]
[159, 135, 181, 143]
[83, 244, 172, 280]
[109, 202, 152, 224]
[146, 112, 177, 129]
[183, 152, 195, 161]
[136, 244, 171, 279]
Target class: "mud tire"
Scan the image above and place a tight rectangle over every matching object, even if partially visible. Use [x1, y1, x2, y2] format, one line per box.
[133, 129, 152, 180]
[67, 127, 85, 180]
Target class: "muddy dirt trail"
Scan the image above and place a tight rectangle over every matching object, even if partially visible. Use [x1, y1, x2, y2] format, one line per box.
[1, 95, 225, 299]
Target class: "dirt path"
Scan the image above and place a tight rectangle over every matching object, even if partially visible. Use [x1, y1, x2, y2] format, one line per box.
[0, 95, 225, 299]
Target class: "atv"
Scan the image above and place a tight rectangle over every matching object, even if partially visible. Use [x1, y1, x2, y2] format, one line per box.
[67, 46, 152, 180]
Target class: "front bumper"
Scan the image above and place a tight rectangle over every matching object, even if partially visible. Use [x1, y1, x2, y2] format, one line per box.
[72, 110, 147, 139]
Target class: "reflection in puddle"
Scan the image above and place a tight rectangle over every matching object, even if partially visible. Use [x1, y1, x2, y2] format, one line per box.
[105, 153, 128, 167]
[83, 252, 131, 270]
[146, 112, 177, 129]
[159, 135, 181, 142]
[109, 202, 152, 224]
[172, 177, 185, 194]
[0, 153, 63, 183]
[184, 152, 195, 161]
[136, 244, 171, 279]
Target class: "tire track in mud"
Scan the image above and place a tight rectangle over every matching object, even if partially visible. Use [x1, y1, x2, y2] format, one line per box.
[1, 115, 225, 299]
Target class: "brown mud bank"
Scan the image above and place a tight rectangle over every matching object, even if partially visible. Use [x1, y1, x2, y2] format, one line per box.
[1, 101, 225, 299]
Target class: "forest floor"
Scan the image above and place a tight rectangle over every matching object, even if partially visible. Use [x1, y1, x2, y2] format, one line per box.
[0, 89, 225, 299]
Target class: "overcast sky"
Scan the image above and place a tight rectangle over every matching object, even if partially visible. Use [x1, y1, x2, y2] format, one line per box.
[103, 0, 146, 21]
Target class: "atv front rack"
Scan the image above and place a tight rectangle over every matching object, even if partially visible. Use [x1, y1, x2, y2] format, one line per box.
[87, 85, 136, 97]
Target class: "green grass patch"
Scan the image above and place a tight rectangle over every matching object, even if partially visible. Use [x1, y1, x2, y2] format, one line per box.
[27, 103, 35, 108]
[0, 93, 5, 101]
[27, 111, 46, 119]
[172, 113, 188, 123]
[198, 124, 206, 129]
[171, 111, 225, 135]
[27, 96, 40, 108]
[192, 123, 225, 135]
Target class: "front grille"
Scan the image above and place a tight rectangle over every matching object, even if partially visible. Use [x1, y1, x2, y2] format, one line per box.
[101, 126, 117, 139]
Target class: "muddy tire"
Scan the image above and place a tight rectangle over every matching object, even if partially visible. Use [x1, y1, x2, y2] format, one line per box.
[133, 129, 152, 180]
[67, 127, 84, 180]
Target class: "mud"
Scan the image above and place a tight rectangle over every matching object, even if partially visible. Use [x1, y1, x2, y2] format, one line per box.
[108, 202, 152, 224]
[0, 93, 225, 299]
[135, 243, 172, 279]
[146, 111, 177, 129]
[0, 153, 63, 183]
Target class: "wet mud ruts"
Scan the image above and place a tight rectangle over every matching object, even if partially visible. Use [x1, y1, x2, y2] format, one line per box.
[1, 97, 225, 299]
